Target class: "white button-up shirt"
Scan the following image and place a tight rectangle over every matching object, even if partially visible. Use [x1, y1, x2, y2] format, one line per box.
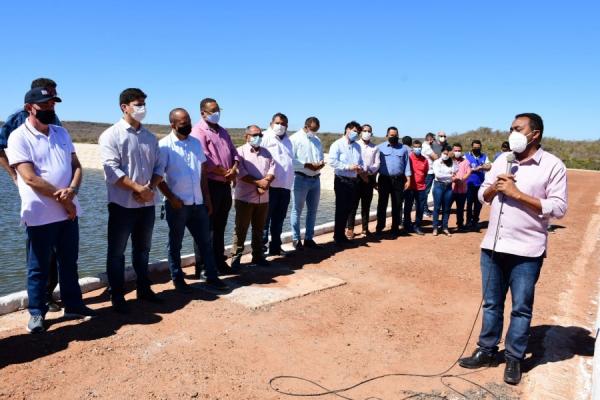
[158, 131, 206, 205]
[99, 119, 163, 208]
[7, 119, 81, 226]
[328, 137, 364, 178]
[261, 128, 294, 190]
[358, 139, 380, 175]
[422, 141, 435, 174]
[433, 158, 458, 183]
[289, 129, 324, 177]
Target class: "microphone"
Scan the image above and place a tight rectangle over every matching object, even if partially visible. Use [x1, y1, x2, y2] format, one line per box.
[505, 152, 516, 174]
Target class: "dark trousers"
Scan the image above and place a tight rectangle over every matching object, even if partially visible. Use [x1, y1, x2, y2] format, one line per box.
[106, 203, 155, 297]
[347, 175, 375, 232]
[194, 179, 232, 268]
[26, 218, 84, 316]
[453, 192, 467, 228]
[231, 200, 269, 260]
[403, 189, 427, 230]
[376, 174, 406, 232]
[263, 187, 291, 252]
[466, 183, 483, 226]
[333, 175, 359, 242]
[165, 203, 219, 282]
[478, 249, 543, 361]
[25, 237, 58, 302]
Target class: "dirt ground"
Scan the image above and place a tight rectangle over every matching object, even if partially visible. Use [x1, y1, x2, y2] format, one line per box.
[0, 170, 598, 400]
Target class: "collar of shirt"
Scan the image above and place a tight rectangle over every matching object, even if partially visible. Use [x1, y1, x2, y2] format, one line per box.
[116, 118, 146, 135]
[517, 147, 543, 166]
[24, 118, 52, 138]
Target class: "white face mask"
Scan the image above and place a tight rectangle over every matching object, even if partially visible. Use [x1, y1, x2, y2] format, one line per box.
[272, 123, 286, 136]
[454, 151, 462, 158]
[441, 154, 450, 161]
[361, 131, 372, 141]
[438, 136, 446, 143]
[205, 111, 220, 124]
[131, 105, 146, 122]
[306, 130, 317, 137]
[508, 131, 529, 154]
[249, 135, 262, 148]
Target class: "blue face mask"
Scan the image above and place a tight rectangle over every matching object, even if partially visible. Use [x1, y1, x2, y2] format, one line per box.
[413, 148, 422, 156]
[250, 135, 262, 148]
[205, 111, 220, 124]
[348, 130, 358, 142]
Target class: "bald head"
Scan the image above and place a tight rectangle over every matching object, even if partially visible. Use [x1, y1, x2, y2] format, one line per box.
[169, 108, 192, 137]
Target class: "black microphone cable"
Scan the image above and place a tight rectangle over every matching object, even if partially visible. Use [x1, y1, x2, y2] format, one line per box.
[269, 155, 517, 400]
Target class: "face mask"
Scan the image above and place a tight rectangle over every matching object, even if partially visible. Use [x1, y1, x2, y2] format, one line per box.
[348, 130, 358, 142]
[472, 149, 481, 156]
[272, 123, 286, 136]
[441, 154, 450, 161]
[438, 136, 446, 143]
[131, 105, 146, 122]
[454, 151, 462, 158]
[205, 111, 220, 124]
[388, 136, 399, 145]
[361, 131, 372, 141]
[176, 124, 192, 136]
[413, 148, 422, 156]
[508, 131, 529, 154]
[34, 109, 56, 125]
[249, 135, 262, 148]
[306, 130, 317, 137]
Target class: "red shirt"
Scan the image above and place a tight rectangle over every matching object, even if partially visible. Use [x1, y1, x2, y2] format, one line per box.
[409, 152, 429, 190]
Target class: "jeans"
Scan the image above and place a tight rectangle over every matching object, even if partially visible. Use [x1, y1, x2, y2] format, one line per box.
[432, 181, 453, 230]
[25, 237, 58, 302]
[478, 249, 543, 361]
[106, 203, 155, 297]
[376, 174, 406, 232]
[403, 189, 427, 231]
[165, 203, 218, 282]
[26, 218, 84, 316]
[231, 200, 269, 259]
[263, 187, 291, 252]
[333, 175, 359, 242]
[453, 192, 467, 228]
[466, 183, 483, 226]
[347, 175, 375, 232]
[424, 173, 435, 212]
[291, 174, 320, 241]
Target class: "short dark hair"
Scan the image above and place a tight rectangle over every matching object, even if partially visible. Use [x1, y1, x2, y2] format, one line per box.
[515, 112, 544, 135]
[452, 142, 462, 149]
[31, 78, 57, 89]
[425, 132, 435, 140]
[501, 141, 510, 149]
[442, 145, 452, 152]
[344, 120, 361, 133]
[387, 126, 398, 135]
[119, 88, 146, 107]
[471, 139, 482, 147]
[305, 116, 320, 128]
[200, 98, 217, 111]
[362, 124, 372, 131]
[271, 112, 288, 124]
[169, 108, 188, 124]
[413, 139, 422, 145]
[402, 136, 412, 146]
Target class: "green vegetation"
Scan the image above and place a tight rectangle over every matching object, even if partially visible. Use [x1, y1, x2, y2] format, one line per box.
[2, 121, 598, 170]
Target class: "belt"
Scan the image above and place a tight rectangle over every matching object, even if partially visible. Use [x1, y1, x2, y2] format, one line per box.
[295, 171, 320, 179]
[335, 175, 359, 182]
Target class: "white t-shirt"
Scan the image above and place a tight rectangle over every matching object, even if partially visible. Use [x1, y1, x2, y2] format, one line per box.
[6, 119, 81, 226]
[421, 141, 435, 174]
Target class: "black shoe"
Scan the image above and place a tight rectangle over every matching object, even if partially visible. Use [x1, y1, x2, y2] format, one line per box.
[137, 287, 163, 303]
[194, 265, 206, 280]
[218, 261, 234, 275]
[268, 247, 290, 257]
[46, 298, 61, 312]
[458, 348, 498, 369]
[334, 238, 352, 246]
[304, 239, 320, 248]
[173, 279, 194, 294]
[63, 306, 98, 320]
[292, 240, 303, 250]
[206, 277, 228, 291]
[229, 255, 242, 271]
[413, 228, 425, 236]
[111, 296, 130, 314]
[251, 257, 271, 267]
[504, 359, 522, 385]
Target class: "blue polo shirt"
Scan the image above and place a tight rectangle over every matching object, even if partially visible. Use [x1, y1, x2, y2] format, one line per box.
[378, 142, 411, 177]
[1, 109, 62, 149]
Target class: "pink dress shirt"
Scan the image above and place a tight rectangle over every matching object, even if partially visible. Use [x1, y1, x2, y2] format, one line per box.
[235, 143, 276, 204]
[479, 149, 568, 257]
[190, 118, 239, 182]
[452, 158, 471, 194]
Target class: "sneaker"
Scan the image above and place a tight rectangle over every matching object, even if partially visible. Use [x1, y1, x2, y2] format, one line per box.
[137, 287, 164, 303]
[304, 239, 320, 249]
[27, 315, 45, 334]
[413, 228, 425, 236]
[251, 257, 271, 267]
[63, 306, 98, 321]
[206, 277, 228, 291]
[111, 296, 130, 314]
[173, 279, 194, 294]
[46, 299, 61, 312]
[442, 229, 452, 237]
[433, 229, 439, 236]
[345, 228, 354, 239]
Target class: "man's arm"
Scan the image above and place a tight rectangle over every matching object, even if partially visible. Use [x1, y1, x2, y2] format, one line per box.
[201, 167, 213, 215]
[0, 149, 17, 183]
[14, 162, 59, 196]
[55, 153, 83, 201]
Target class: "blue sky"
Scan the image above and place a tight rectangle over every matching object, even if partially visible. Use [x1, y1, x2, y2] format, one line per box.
[1, 1, 598, 140]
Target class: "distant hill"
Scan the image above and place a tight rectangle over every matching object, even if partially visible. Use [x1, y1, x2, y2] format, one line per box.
[1, 121, 598, 170]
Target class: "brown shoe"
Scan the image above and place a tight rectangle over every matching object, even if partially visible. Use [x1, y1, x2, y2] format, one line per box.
[345, 228, 354, 239]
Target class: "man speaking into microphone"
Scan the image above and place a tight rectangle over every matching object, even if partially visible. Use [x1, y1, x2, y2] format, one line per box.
[458, 113, 568, 385]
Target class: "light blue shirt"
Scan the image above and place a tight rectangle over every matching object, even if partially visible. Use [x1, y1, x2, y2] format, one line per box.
[378, 142, 412, 177]
[158, 131, 207, 205]
[328, 136, 364, 178]
[99, 119, 163, 208]
[289, 129, 324, 177]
